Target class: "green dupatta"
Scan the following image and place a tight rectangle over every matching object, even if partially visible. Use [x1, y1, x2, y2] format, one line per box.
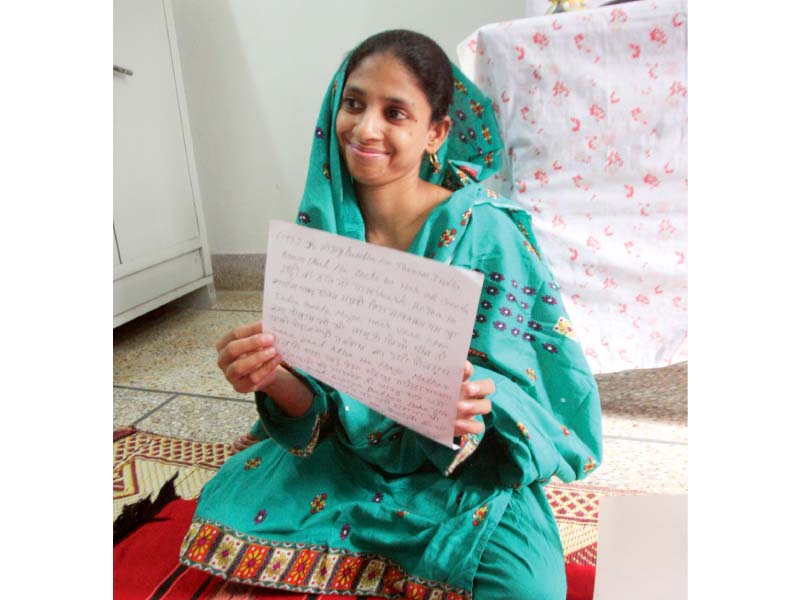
[294, 58, 505, 239]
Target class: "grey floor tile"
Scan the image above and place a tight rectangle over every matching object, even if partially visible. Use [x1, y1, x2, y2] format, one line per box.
[113, 388, 174, 428]
[211, 290, 264, 312]
[135, 395, 257, 444]
[114, 307, 260, 399]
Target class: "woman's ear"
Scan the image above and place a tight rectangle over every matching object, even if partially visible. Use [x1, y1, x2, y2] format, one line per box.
[426, 116, 452, 153]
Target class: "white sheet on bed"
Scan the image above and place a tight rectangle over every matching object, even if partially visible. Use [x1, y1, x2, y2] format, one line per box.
[458, 0, 687, 373]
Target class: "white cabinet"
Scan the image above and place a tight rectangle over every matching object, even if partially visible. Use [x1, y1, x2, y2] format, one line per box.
[114, 227, 121, 267]
[113, 0, 214, 326]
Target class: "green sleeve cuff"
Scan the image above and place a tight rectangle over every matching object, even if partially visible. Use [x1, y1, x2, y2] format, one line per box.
[254, 365, 331, 455]
[248, 418, 270, 440]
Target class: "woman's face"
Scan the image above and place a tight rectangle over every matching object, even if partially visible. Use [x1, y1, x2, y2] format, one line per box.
[335, 52, 449, 188]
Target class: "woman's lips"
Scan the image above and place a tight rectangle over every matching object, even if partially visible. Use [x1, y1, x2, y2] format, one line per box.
[347, 142, 389, 159]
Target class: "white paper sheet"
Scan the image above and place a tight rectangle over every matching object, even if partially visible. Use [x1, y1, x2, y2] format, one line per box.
[594, 494, 688, 600]
[262, 221, 485, 447]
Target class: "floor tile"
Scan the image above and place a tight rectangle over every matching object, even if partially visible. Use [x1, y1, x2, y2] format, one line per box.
[135, 395, 257, 444]
[114, 307, 260, 399]
[211, 290, 263, 312]
[113, 388, 174, 428]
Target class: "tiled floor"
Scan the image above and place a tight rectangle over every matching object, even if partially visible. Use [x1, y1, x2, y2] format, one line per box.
[114, 290, 688, 494]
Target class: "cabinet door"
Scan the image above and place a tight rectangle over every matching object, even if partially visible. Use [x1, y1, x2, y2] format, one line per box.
[113, 0, 199, 267]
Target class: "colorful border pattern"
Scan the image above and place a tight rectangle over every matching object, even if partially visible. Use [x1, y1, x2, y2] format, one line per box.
[116, 429, 648, 577]
[178, 518, 469, 600]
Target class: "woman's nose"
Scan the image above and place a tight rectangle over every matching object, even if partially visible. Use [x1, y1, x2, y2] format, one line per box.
[352, 109, 381, 139]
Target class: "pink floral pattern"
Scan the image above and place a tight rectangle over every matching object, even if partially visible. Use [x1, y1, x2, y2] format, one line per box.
[459, 0, 688, 373]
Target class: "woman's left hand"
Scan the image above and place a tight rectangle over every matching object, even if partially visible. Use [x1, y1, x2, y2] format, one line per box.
[455, 361, 494, 437]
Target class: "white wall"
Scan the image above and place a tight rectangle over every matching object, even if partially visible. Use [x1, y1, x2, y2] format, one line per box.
[171, 0, 524, 254]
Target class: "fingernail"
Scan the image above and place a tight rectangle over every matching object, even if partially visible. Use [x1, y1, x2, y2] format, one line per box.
[468, 383, 479, 395]
[262, 334, 274, 345]
[264, 347, 277, 357]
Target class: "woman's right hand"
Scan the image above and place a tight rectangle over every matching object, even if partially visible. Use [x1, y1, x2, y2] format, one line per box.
[216, 321, 283, 393]
[455, 360, 494, 437]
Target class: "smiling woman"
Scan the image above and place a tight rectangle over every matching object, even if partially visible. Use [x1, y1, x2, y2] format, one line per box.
[180, 30, 602, 600]
[336, 48, 454, 250]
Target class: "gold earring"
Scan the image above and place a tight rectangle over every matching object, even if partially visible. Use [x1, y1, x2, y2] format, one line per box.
[428, 151, 441, 174]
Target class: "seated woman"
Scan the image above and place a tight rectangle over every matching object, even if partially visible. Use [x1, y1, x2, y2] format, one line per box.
[180, 30, 602, 600]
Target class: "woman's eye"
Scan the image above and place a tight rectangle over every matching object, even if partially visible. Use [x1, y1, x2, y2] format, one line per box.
[387, 108, 407, 120]
[342, 97, 361, 110]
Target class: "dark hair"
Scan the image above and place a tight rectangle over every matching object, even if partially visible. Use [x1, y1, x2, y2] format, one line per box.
[343, 30, 454, 123]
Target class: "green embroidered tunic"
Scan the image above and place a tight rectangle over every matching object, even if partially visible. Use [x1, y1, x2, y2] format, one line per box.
[179, 57, 602, 600]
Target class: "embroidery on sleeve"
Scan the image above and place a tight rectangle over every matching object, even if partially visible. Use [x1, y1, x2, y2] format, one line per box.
[472, 504, 488, 526]
[553, 316, 578, 340]
[288, 413, 329, 458]
[443, 433, 482, 477]
[438, 228, 457, 248]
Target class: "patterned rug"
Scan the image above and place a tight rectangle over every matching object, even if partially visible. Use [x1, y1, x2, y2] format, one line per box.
[113, 427, 642, 570]
[113, 427, 230, 521]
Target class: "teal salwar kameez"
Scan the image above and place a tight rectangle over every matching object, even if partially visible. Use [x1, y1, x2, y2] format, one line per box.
[179, 55, 602, 600]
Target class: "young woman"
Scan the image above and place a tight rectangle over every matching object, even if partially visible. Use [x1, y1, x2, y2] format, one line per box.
[180, 30, 602, 599]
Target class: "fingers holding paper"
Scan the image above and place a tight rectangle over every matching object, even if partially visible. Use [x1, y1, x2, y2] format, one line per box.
[462, 360, 474, 382]
[216, 321, 283, 393]
[215, 321, 262, 353]
[455, 364, 494, 437]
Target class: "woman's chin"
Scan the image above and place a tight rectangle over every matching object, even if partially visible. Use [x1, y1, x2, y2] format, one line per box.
[345, 164, 386, 186]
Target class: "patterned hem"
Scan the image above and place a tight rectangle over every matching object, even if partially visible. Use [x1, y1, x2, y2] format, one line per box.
[179, 518, 471, 600]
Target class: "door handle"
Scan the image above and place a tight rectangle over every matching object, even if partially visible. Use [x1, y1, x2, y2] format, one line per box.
[113, 64, 134, 77]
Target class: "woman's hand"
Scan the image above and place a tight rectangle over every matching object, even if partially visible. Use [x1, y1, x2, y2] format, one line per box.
[455, 361, 494, 437]
[216, 321, 283, 393]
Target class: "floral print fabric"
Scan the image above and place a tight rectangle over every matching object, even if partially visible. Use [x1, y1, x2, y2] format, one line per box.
[458, 0, 688, 373]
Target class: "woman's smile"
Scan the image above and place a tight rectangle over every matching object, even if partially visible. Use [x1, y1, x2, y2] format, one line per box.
[345, 141, 391, 160]
[335, 53, 438, 186]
